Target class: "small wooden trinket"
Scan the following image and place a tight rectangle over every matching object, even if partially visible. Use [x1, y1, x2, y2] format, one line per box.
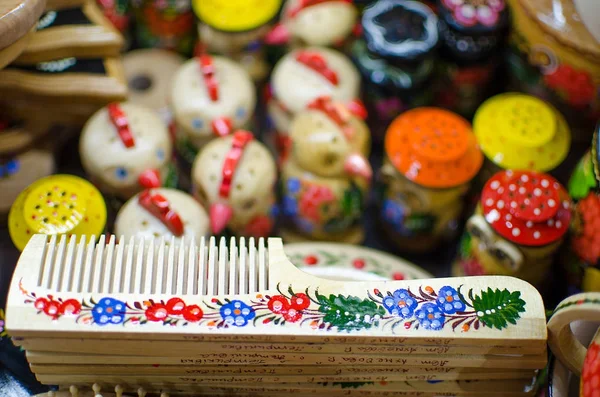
[193, 0, 281, 81]
[565, 126, 600, 292]
[281, 96, 371, 243]
[114, 188, 209, 242]
[473, 93, 571, 191]
[80, 102, 177, 201]
[0, 0, 46, 69]
[170, 54, 256, 166]
[130, 0, 195, 56]
[453, 170, 572, 286]
[351, 0, 439, 143]
[122, 49, 184, 133]
[8, 174, 106, 251]
[267, 47, 362, 160]
[14, 0, 123, 64]
[192, 130, 277, 238]
[0, 56, 127, 105]
[378, 107, 483, 253]
[264, 0, 358, 50]
[434, 0, 508, 117]
[507, 0, 600, 142]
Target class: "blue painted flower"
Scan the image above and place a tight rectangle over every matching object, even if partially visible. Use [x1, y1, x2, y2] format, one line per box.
[92, 298, 126, 325]
[382, 289, 418, 318]
[415, 303, 445, 331]
[5, 159, 20, 175]
[270, 204, 280, 218]
[220, 300, 256, 327]
[192, 118, 204, 130]
[283, 196, 298, 216]
[436, 286, 466, 314]
[382, 199, 405, 227]
[287, 178, 301, 194]
[236, 106, 246, 120]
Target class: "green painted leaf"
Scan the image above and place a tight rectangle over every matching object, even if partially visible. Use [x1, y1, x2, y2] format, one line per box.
[341, 183, 363, 217]
[316, 293, 385, 332]
[471, 288, 526, 330]
[568, 152, 597, 200]
[164, 162, 179, 189]
[459, 232, 472, 259]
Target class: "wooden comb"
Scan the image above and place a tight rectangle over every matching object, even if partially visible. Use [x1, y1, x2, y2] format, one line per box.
[8, 235, 546, 396]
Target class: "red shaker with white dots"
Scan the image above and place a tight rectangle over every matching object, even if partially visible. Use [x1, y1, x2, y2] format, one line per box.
[453, 169, 572, 286]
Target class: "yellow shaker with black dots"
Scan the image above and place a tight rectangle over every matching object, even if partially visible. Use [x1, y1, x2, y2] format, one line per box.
[8, 175, 107, 251]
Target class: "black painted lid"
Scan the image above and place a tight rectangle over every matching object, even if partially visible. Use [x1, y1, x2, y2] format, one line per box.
[362, 0, 439, 62]
[437, 0, 508, 35]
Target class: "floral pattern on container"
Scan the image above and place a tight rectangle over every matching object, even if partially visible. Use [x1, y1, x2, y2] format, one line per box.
[381, 199, 436, 237]
[21, 280, 527, 333]
[283, 177, 363, 235]
[441, 0, 505, 28]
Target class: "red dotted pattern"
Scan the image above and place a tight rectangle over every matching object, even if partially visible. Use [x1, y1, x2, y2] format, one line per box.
[582, 342, 600, 397]
[481, 170, 571, 246]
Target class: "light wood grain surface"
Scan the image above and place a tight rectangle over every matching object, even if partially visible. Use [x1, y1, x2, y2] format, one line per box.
[0, 0, 45, 49]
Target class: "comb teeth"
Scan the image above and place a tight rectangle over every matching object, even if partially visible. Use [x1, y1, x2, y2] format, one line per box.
[36, 235, 268, 296]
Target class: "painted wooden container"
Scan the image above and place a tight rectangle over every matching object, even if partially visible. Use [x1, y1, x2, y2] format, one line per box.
[170, 54, 256, 167]
[266, 46, 363, 163]
[264, 0, 359, 52]
[378, 107, 483, 253]
[453, 170, 572, 287]
[8, 174, 107, 251]
[565, 126, 600, 292]
[506, 0, 600, 142]
[114, 187, 209, 241]
[130, 0, 195, 55]
[79, 102, 177, 202]
[351, 0, 439, 144]
[433, 0, 508, 118]
[473, 93, 571, 191]
[191, 130, 277, 238]
[192, 0, 282, 81]
[281, 96, 372, 243]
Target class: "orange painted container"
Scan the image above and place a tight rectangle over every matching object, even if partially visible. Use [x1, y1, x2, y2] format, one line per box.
[378, 107, 483, 253]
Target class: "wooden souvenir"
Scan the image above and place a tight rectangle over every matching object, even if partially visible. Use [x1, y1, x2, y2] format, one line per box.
[170, 54, 256, 166]
[129, 0, 195, 56]
[0, 56, 127, 105]
[6, 234, 548, 395]
[79, 102, 177, 201]
[122, 49, 184, 130]
[191, 131, 277, 238]
[192, 0, 281, 81]
[267, 47, 363, 159]
[284, 241, 433, 281]
[472, 93, 571, 191]
[114, 188, 209, 242]
[379, 107, 483, 253]
[14, 0, 123, 64]
[281, 96, 371, 243]
[565, 127, 600, 292]
[453, 170, 572, 286]
[7, 175, 106, 251]
[264, 0, 358, 49]
[0, 0, 46, 68]
[506, 0, 600, 142]
[351, 0, 438, 143]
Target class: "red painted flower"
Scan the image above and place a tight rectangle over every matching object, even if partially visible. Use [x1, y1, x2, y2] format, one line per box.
[582, 342, 600, 397]
[283, 308, 303, 323]
[572, 194, 600, 265]
[166, 298, 186, 315]
[244, 215, 273, 239]
[145, 304, 169, 322]
[304, 255, 318, 265]
[544, 64, 596, 107]
[352, 258, 365, 269]
[461, 258, 486, 276]
[267, 295, 290, 314]
[290, 293, 310, 310]
[43, 301, 60, 317]
[59, 299, 82, 316]
[182, 305, 204, 322]
[34, 298, 48, 311]
[299, 185, 336, 223]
